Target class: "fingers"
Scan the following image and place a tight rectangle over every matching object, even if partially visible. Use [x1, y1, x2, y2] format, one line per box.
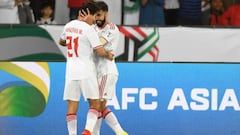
[106, 51, 114, 61]
[86, 8, 90, 15]
[79, 10, 86, 17]
[80, 8, 90, 17]
[81, 9, 87, 16]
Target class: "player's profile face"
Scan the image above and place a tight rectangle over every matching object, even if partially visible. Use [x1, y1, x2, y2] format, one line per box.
[95, 10, 107, 27]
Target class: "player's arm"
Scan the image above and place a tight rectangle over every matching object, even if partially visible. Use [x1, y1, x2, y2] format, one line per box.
[59, 38, 66, 46]
[59, 26, 67, 46]
[94, 46, 113, 61]
[87, 24, 113, 60]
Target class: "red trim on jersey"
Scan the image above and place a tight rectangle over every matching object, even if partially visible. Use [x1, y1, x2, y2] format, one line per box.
[99, 75, 107, 98]
[94, 45, 103, 49]
[107, 22, 116, 30]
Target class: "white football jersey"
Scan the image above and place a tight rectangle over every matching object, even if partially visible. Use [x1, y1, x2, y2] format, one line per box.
[61, 20, 102, 80]
[94, 22, 119, 76]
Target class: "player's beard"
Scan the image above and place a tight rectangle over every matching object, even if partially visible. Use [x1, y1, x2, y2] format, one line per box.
[96, 18, 106, 28]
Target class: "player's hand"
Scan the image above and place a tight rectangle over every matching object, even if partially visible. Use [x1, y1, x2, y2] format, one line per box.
[106, 51, 114, 61]
[79, 8, 90, 21]
[59, 39, 67, 46]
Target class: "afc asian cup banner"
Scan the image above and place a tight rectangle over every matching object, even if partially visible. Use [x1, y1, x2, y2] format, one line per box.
[45, 25, 240, 62]
[117, 26, 240, 62]
[1, 25, 240, 62]
[1, 62, 240, 135]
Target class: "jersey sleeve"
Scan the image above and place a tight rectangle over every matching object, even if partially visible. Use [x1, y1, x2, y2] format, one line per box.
[86, 26, 102, 49]
[109, 30, 120, 54]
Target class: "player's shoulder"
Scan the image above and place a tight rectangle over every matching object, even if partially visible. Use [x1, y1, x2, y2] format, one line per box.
[106, 22, 119, 34]
[106, 22, 119, 31]
[65, 20, 89, 27]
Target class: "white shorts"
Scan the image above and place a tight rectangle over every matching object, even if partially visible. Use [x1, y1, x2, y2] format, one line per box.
[98, 74, 118, 99]
[63, 77, 99, 101]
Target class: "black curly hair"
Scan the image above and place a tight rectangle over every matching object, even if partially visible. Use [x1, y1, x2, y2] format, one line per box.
[96, 1, 108, 12]
[79, 1, 99, 15]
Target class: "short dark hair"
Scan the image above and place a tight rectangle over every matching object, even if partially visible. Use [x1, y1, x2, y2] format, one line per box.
[41, 2, 53, 10]
[96, 1, 108, 12]
[79, 1, 98, 15]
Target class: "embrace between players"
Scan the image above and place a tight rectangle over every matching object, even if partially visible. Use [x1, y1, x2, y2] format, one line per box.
[59, 1, 128, 135]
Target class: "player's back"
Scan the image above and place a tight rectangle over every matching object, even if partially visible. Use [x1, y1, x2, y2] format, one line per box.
[64, 20, 100, 80]
[64, 20, 95, 59]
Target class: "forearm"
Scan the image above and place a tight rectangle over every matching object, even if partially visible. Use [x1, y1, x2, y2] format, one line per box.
[95, 47, 113, 61]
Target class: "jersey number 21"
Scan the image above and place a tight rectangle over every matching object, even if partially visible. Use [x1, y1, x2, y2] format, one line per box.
[66, 36, 79, 57]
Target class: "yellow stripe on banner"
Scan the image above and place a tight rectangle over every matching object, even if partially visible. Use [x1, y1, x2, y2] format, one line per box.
[0, 62, 49, 102]
[37, 62, 50, 76]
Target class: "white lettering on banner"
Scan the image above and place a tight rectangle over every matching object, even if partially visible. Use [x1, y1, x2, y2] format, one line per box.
[190, 88, 209, 110]
[168, 88, 189, 110]
[107, 88, 158, 110]
[122, 88, 138, 110]
[168, 88, 240, 111]
[211, 89, 218, 110]
[140, 88, 158, 110]
[219, 89, 240, 111]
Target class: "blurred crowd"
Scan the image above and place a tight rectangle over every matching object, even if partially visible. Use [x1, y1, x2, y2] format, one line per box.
[139, 0, 240, 26]
[0, 0, 239, 26]
[0, 0, 56, 24]
[0, 0, 89, 25]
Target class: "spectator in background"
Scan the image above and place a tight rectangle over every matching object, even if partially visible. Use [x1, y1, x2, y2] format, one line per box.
[68, 0, 89, 20]
[139, 0, 165, 26]
[30, 0, 55, 22]
[36, 2, 57, 24]
[221, 1, 240, 26]
[178, 0, 202, 25]
[17, 0, 35, 24]
[210, 0, 225, 26]
[0, 0, 20, 24]
[164, 0, 179, 26]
